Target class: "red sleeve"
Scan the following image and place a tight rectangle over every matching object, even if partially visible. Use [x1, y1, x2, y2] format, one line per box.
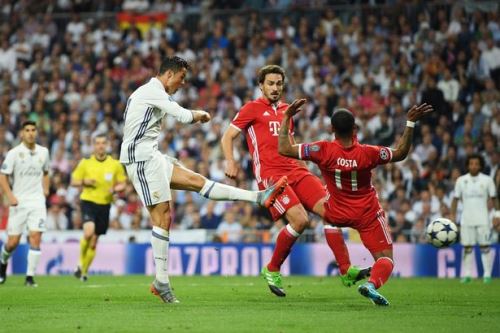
[365, 145, 393, 167]
[299, 141, 327, 164]
[231, 103, 255, 131]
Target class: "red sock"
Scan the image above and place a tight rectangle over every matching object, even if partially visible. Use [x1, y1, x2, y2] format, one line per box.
[369, 257, 394, 289]
[267, 225, 299, 272]
[324, 226, 351, 275]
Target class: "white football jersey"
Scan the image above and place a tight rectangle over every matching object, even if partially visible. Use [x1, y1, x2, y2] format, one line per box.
[454, 173, 496, 226]
[1, 143, 49, 207]
[119, 77, 193, 164]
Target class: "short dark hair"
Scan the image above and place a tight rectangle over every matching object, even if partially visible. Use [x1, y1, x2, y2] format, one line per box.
[331, 108, 355, 137]
[21, 121, 37, 129]
[93, 134, 107, 142]
[257, 65, 286, 84]
[158, 56, 190, 75]
[466, 153, 485, 171]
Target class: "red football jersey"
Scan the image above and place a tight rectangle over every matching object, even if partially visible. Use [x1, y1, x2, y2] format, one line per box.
[299, 139, 393, 222]
[231, 97, 309, 185]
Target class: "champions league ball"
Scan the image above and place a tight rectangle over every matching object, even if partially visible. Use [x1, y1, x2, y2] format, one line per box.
[426, 218, 458, 248]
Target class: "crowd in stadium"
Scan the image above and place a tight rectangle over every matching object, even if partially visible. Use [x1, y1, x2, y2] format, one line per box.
[0, 0, 499, 243]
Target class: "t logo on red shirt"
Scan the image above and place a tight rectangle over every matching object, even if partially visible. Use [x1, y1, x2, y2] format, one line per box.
[269, 121, 280, 136]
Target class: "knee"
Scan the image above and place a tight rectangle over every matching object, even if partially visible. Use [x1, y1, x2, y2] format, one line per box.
[373, 248, 393, 261]
[90, 236, 98, 249]
[150, 204, 172, 227]
[480, 246, 490, 254]
[29, 237, 41, 248]
[289, 215, 309, 232]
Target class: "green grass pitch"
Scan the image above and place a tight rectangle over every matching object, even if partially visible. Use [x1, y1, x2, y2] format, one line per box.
[1, 275, 499, 333]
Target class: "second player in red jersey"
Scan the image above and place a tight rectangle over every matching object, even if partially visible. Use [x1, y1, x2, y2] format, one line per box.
[222, 65, 369, 297]
[278, 98, 433, 305]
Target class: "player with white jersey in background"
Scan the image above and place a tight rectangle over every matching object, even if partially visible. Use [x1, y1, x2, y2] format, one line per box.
[119, 56, 286, 303]
[0, 121, 50, 287]
[451, 154, 500, 284]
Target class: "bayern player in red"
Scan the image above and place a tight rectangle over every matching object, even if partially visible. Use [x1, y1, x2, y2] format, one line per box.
[278, 99, 433, 305]
[221, 65, 369, 297]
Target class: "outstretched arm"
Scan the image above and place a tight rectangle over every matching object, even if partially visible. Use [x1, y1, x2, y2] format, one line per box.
[278, 99, 307, 159]
[391, 103, 434, 162]
[221, 125, 241, 179]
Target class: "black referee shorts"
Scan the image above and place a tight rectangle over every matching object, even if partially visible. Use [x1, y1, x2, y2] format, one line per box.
[80, 200, 111, 235]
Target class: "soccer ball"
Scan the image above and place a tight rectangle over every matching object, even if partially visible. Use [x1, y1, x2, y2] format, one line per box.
[426, 218, 458, 248]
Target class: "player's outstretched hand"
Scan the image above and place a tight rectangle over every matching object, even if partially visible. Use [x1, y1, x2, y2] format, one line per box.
[407, 103, 433, 122]
[284, 99, 307, 118]
[192, 110, 211, 123]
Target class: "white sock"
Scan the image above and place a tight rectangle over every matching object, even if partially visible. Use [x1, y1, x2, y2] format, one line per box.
[151, 226, 170, 284]
[286, 224, 301, 237]
[1, 244, 11, 264]
[199, 180, 257, 202]
[461, 248, 473, 278]
[27, 248, 41, 277]
[481, 247, 492, 278]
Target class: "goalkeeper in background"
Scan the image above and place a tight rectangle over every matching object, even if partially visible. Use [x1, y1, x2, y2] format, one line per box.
[71, 134, 127, 281]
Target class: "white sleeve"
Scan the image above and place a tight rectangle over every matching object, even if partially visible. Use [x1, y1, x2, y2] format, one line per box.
[0, 149, 15, 175]
[149, 91, 193, 124]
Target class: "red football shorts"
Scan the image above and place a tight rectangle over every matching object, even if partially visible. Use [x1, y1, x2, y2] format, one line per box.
[263, 173, 327, 221]
[325, 208, 393, 254]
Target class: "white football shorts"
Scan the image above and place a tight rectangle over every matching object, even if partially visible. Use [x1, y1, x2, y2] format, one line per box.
[460, 225, 492, 246]
[7, 205, 47, 235]
[125, 151, 178, 207]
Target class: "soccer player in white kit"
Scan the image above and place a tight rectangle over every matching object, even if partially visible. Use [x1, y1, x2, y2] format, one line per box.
[451, 154, 500, 284]
[119, 56, 286, 303]
[0, 121, 50, 287]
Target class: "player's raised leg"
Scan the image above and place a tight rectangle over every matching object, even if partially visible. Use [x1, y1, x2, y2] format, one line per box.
[170, 164, 287, 208]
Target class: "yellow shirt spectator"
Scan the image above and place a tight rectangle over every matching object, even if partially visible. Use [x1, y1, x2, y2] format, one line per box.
[71, 155, 127, 205]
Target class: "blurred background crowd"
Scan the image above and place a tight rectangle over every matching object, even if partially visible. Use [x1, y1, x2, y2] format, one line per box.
[0, 0, 499, 244]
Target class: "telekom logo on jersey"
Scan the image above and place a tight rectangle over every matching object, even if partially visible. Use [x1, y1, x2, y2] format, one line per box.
[268, 121, 281, 136]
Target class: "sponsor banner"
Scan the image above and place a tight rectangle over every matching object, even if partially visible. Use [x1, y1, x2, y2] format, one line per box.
[144, 244, 290, 276]
[11, 243, 125, 275]
[3, 242, 499, 277]
[292, 243, 417, 277]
